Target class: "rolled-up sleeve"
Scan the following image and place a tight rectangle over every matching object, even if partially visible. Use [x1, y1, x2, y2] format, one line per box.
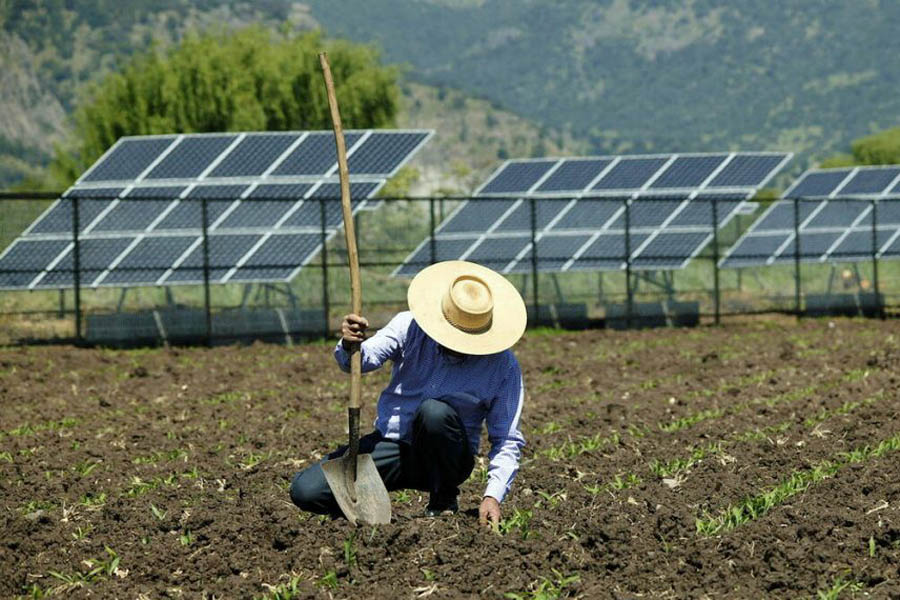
[483, 357, 526, 502]
[334, 312, 409, 373]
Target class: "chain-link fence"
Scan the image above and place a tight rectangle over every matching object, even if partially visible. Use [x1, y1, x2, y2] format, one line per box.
[0, 193, 896, 346]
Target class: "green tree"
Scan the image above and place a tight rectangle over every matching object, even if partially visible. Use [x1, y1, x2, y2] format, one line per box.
[49, 26, 399, 186]
[821, 127, 900, 167]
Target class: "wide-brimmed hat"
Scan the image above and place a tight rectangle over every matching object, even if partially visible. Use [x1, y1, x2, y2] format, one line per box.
[407, 260, 527, 355]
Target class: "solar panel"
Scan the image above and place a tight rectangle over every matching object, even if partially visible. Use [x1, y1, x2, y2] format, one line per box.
[398, 152, 791, 277]
[0, 129, 432, 290]
[721, 165, 900, 267]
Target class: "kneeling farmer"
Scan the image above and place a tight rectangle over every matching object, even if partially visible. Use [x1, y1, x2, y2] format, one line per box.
[291, 260, 527, 526]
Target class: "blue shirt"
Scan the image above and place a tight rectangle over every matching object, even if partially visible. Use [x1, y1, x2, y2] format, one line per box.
[334, 311, 525, 502]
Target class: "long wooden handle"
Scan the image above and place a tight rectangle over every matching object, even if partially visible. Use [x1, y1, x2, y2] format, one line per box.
[320, 52, 363, 466]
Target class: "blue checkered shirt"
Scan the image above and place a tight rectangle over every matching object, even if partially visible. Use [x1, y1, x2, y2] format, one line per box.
[334, 311, 525, 502]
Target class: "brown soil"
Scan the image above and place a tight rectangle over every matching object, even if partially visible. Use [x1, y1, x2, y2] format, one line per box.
[2, 318, 900, 599]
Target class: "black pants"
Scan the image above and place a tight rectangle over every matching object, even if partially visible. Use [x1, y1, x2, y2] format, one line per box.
[290, 398, 475, 516]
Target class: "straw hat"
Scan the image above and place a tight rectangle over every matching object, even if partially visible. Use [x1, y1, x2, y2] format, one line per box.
[407, 261, 527, 355]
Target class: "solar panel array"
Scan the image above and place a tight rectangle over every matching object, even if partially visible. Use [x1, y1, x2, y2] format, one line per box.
[396, 152, 791, 276]
[0, 130, 432, 290]
[720, 166, 900, 267]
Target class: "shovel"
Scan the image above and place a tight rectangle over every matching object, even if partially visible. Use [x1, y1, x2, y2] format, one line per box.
[318, 52, 392, 526]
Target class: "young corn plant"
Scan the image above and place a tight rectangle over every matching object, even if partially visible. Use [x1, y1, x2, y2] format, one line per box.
[499, 508, 534, 540]
[257, 576, 305, 600]
[503, 570, 580, 600]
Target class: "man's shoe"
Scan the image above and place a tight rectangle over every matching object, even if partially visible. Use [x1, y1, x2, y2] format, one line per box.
[424, 496, 458, 517]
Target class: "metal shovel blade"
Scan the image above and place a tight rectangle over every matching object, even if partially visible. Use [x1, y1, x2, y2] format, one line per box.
[321, 453, 391, 525]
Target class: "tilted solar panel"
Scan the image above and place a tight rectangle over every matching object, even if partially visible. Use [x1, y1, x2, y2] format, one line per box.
[0, 129, 433, 290]
[721, 165, 900, 267]
[399, 152, 791, 276]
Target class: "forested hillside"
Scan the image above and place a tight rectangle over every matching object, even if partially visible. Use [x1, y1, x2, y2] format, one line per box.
[2, 0, 899, 190]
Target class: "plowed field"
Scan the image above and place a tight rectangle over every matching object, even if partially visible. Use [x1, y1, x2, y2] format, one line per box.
[2, 317, 900, 599]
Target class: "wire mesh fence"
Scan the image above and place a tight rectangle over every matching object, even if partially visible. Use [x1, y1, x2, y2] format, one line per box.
[0, 193, 897, 346]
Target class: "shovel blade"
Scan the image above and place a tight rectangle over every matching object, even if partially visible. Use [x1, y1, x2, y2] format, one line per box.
[321, 453, 391, 525]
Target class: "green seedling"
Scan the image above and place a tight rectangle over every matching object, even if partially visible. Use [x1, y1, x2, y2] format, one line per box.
[539, 421, 562, 435]
[317, 571, 339, 590]
[71, 525, 92, 541]
[72, 460, 101, 477]
[583, 483, 604, 496]
[47, 546, 119, 594]
[257, 576, 305, 600]
[390, 490, 412, 503]
[504, 569, 580, 600]
[609, 472, 641, 490]
[78, 492, 107, 508]
[816, 576, 864, 600]
[869, 536, 876, 557]
[179, 529, 193, 546]
[0, 451, 12, 463]
[535, 490, 566, 509]
[499, 508, 534, 539]
[150, 504, 167, 521]
[342, 532, 358, 568]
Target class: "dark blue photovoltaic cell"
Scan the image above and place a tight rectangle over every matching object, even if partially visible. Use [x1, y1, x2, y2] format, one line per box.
[840, 168, 900, 195]
[145, 136, 238, 180]
[154, 185, 246, 230]
[38, 237, 136, 287]
[479, 161, 556, 194]
[708, 155, 785, 187]
[536, 159, 611, 192]
[550, 199, 623, 230]
[829, 230, 894, 260]
[650, 155, 726, 189]
[347, 132, 428, 175]
[668, 199, 743, 227]
[632, 232, 709, 268]
[208, 134, 300, 178]
[218, 200, 297, 229]
[787, 170, 852, 198]
[722, 234, 790, 266]
[876, 201, 900, 224]
[882, 234, 900, 256]
[753, 201, 820, 231]
[591, 158, 667, 190]
[609, 199, 684, 229]
[464, 236, 530, 271]
[230, 234, 321, 281]
[91, 199, 175, 232]
[774, 232, 843, 262]
[102, 236, 198, 284]
[440, 200, 516, 233]
[395, 238, 476, 276]
[511, 234, 592, 273]
[271, 132, 363, 176]
[29, 189, 123, 234]
[0, 239, 72, 288]
[570, 233, 650, 270]
[805, 201, 869, 228]
[81, 138, 175, 182]
[164, 234, 261, 283]
[494, 199, 568, 232]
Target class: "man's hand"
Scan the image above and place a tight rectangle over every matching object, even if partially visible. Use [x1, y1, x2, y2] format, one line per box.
[341, 313, 368, 350]
[479, 496, 501, 530]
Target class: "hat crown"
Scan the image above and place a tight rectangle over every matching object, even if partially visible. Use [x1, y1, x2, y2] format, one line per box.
[441, 275, 493, 333]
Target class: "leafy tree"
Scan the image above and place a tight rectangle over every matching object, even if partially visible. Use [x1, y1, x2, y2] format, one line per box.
[821, 128, 900, 167]
[49, 26, 399, 186]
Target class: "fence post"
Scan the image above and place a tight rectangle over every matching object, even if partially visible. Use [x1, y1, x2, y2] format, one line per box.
[200, 197, 212, 347]
[72, 195, 82, 343]
[624, 198, 633, 329]
[529, 197, 539, 324]
[429, 197, 437, 265]
[711, 196, 721, 325]
[871, 199, 883, 319]
[320, 198, 330, 339]
[793, 197, 802, 318]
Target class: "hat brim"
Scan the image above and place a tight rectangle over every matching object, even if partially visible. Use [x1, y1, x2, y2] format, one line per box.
[407, 261, 527, 356]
